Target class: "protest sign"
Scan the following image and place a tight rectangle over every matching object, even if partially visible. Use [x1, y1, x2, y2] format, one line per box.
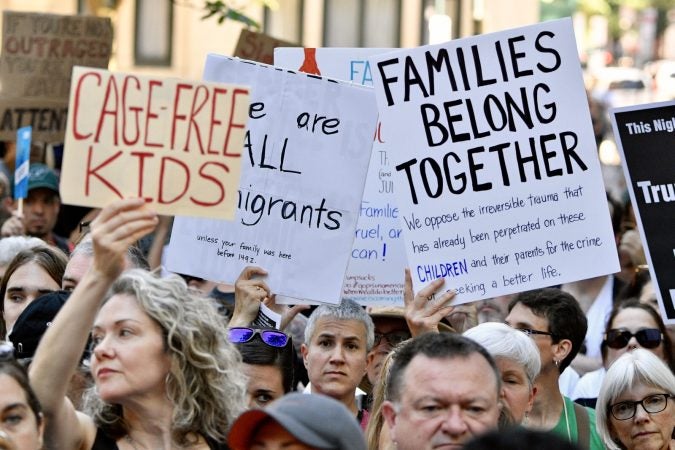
[611, 102, 675, 323]
[368, 18, 619, 304]
[275, 47, 406, 306]
[233, 29, 298, 65]
[166, 55, 378, 304]
[60, 66, 250, 219]
[0, 11, 113, 142]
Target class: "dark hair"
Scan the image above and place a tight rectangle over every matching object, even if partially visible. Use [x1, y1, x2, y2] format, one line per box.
[385, 333, 500, 403]
[508, 288, 587, 373]
[602, 299, 675, 372]
[464, 427, 582, 450]
[0, 360, 43, 426]
[234, 331, 295, 394]
[0, 245, 67, 339]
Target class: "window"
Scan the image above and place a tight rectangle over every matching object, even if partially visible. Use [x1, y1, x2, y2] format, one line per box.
[264, 0, 303, 43]
[323, 0, 401, 47]
[135, 0, 173, 66]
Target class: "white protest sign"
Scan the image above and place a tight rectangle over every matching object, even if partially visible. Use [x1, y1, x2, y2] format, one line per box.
[275, 47, 406, 306]
[60, 67, 249, 219]
[369, 18, 619, 304]
[166, 55, 378, 304]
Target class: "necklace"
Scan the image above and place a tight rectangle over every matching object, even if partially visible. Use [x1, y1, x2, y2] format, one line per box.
[561, 395, 572, 442]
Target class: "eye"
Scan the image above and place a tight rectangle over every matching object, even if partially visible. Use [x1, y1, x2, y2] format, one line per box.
[254, 393, 275, 406]
[8, 294, 25, 303]
[467, 405, 486, 414]
[3, 414, 23, 426]
[318, 340, 333, 348]
[346, 342, 360, 350]
[62, 283, 75, 292]
[119, 328, 133, 337]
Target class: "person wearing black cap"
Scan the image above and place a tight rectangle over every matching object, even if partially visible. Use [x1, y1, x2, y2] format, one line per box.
[228, 393, 366, 450]
[1, 163, 72, 255]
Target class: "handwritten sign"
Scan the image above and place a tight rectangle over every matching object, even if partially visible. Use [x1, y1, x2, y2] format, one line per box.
[60, 67, 250, 219]
[0, 11, 113, 142]
[275, 47, 406, 306]
[233, 29, 298, 65]
[166, 55, 378, 304]
[612, 102, 675, 324]
[368, 18, 619, 304]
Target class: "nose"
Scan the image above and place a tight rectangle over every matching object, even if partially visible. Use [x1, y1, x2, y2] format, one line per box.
[627, 336, 640, 350]
[440, 407, 469, 436]
[633, 402, 651, 423]
[328, 343, 346, 363]
[93, 335, 115, 360]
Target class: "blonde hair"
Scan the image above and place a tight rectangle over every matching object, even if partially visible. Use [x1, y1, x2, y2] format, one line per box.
[83, 269, 247, 444]
[365, 339, 410, 450]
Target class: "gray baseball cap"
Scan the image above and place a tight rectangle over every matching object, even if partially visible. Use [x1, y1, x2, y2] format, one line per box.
[228, 393, 366, 450]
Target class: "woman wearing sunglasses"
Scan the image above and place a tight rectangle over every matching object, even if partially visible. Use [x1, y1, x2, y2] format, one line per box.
[596, 349, 675, 450]
[573, 300, 674, 408]
[28, 199, 248, 450]
[229, 327, 295, 408]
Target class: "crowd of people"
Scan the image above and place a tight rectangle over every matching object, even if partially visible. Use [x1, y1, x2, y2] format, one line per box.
[0, 152, 672, 450]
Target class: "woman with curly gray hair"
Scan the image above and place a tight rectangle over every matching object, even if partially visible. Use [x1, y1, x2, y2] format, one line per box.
[29, 198, 247, 450]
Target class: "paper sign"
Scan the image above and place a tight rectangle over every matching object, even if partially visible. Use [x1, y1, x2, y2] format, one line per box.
[611, 102, 675, 324]
[233, 29, 298, 65]
[60, 66, 250, 219]
[0, 11, 113, 142]
[166, 55, 378, 304]
[275, 47, 406, 306]
[368, 18, 619, 304]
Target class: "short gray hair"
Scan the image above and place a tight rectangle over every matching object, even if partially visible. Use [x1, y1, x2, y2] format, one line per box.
[0, 236, 44, 268]
[72, 235, 148, 270]
[596, 349, 675, 450]
[463, 322, 541, 386]
[304, 298, 374, 351]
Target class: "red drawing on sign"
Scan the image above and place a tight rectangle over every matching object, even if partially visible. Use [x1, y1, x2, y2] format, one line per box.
[298, 48, 321, 75]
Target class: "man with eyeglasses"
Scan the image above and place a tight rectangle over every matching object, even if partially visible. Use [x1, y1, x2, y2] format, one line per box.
[364, 307, 412, 389]
[505, 288, 604, 450]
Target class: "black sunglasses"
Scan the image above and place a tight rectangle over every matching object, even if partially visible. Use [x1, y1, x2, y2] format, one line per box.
[228, 327, 289, 348]
[604, 328, 662, 349]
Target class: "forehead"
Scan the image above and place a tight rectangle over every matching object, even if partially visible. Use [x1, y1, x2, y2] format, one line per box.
[310, 317, 367, 341]
[400, 353, 500, 400]
[7, 261, 56, 287]
[94, 293, 153, 327]
[243, 363, 283, 388]
[505, 303, 549, 330]
[27, 188, 58, 202]
[0, 373, 28, 406]
[64, 252, 93, 278]
[611, 307, 658, 330]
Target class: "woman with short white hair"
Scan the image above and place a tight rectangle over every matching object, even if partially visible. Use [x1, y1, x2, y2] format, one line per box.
[596, 349, 675, 450]
[464, 322, 541, 425]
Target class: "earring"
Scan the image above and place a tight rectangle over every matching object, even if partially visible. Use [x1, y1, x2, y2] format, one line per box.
[553, 359, 560, 367]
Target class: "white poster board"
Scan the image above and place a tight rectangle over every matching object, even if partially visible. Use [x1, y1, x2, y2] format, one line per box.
[368, 18, 619, 304]
[275, 47, 406, 306]
[61, 67, 249, 220]
[166, 55, 378, 304]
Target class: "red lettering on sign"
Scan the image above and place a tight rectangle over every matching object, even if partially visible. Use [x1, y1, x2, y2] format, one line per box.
[85, 145, 122, 198]
[223, 88, 248, 157]
[73, 71, 101, 140]
[190, 161, 229, 206]
[158, 157, 190, 204]
[122, 76, 142, 146]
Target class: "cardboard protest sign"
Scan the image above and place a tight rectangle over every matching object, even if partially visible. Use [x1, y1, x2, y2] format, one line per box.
[166, 55, 378, 304]
[275, 47, 406, 306]
[611, 102, 675, 323]
[368, 18, 619, 304]
[0, 11, 113, 142]
[60, 67, 250, 219]
[233, 29, 298, 65]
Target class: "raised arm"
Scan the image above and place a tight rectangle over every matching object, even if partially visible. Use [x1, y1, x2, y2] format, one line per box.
[29, 198, 157, 450]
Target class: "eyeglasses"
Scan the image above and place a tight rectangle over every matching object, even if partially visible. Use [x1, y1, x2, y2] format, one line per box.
[604, 328, 662, 349]
[516, 328, 555, 338]
[374, 330, 411, 347]
[228, 327, 289, 348]
[610, 393, 674, 420]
